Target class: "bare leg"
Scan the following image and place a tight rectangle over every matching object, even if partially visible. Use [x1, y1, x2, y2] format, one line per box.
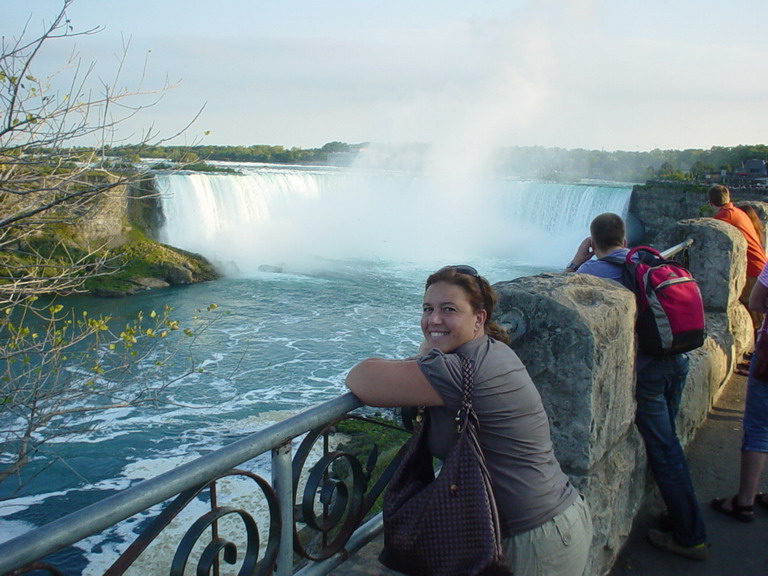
[737, 450, 768, 507]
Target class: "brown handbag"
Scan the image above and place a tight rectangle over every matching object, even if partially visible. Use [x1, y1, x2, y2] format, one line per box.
[379, 353, 511, 576]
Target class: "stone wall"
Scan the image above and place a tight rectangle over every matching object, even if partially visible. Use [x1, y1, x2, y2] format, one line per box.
[628, 182, 710, 246]
[629, 181, 768, 247]
[492, 217, 754, 575]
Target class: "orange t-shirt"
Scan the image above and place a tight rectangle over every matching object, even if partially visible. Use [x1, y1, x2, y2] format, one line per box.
[714, 203, 767, 277]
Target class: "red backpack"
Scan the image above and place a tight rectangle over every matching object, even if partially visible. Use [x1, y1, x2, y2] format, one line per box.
[602, 246, 706, 356]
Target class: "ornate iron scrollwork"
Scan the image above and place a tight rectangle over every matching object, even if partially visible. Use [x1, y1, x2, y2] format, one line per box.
[104, 469, 280, 576]
[170, 507, 260, 576]
[14, 406, 412, 576]
[169, 470, 281, 576]
[291, 415, 409, 561]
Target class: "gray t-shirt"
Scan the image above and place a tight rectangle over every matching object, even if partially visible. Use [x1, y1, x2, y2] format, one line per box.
[418, 336, 577, 535]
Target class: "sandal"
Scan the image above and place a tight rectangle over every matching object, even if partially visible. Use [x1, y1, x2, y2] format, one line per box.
[710, 496, 754, 522]
[757, 493, 768, 511]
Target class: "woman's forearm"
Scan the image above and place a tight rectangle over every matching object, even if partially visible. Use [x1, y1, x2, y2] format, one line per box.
[345, 358, 443, 407]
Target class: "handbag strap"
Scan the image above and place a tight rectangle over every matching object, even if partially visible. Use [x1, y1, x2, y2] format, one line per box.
[456, 352, 475, 432]
[413, 353, 475, 432]
[458, 352, 474, 408]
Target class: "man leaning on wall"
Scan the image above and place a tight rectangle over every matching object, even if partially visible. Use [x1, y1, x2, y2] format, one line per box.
[564, 212, 708, 562]
[708, 184, 767, 336]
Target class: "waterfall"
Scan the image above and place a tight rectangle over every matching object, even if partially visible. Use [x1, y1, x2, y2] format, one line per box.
[492, 180, 633, 262]
[156, 165, 632, 275]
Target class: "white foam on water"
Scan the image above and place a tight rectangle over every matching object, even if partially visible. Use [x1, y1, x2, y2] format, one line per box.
[0, 487, 81, 541]
[0, 518, 37, 544]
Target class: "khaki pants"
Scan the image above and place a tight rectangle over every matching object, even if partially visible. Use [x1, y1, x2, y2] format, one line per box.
[502, 496, 593, 576]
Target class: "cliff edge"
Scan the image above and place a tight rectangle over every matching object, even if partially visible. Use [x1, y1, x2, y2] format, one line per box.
[0, 170, 218, 298]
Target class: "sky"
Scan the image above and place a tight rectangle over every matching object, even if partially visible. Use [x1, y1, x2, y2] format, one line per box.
[4, 0, 768, 153]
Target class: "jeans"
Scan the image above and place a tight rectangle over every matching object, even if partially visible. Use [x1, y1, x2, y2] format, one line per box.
[743, 363, 768, 452]
[635, 353, 707, 547]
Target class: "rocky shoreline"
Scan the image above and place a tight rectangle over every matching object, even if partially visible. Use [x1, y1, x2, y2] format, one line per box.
[89, 244, 218, 298]
[0, 172, 219, 299]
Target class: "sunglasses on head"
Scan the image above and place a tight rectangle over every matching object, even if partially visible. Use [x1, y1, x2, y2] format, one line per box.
[443, 265, 487, 309]
[449, 264, 480, 277]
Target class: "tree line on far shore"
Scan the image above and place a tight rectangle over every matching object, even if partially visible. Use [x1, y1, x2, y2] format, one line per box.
[101, 141, 365, 167]
[96, 142, 768, 183]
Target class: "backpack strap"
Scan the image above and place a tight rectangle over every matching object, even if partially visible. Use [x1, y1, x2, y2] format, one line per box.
[599, 255, 626, 266]
[627, 245, 662, 261]
[596, 253, 636, 293]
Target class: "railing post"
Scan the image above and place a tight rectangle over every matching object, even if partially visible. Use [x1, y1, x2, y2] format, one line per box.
[273, 442, 295, 576]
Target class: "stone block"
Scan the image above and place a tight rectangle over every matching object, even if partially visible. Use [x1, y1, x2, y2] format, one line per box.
[629, 184, 709, 245]
[655, 218, 746, 312]
[579, 428, 647, 576]
[677, 343, 719, 447]
[493, 273, 636, 475]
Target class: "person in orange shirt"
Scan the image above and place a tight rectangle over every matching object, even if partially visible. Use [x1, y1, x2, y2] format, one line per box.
[708, 185, 767, 333]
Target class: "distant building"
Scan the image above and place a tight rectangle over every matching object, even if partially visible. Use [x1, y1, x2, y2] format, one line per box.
[728, 159, 768, 188]
[744, 159, 768, 177]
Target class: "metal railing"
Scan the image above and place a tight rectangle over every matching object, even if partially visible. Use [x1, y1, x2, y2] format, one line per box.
[0, 392, 409, 575]
[660, 237, 695, 260]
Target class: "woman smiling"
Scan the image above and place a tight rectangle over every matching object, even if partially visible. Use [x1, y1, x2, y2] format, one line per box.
[346, 265, 593, 576]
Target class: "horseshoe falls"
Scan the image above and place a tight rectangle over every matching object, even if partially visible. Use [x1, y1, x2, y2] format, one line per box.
[155, 164, 632, 277]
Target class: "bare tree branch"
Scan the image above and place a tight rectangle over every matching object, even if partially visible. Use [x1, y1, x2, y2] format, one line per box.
[0, 0, 218, 494]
